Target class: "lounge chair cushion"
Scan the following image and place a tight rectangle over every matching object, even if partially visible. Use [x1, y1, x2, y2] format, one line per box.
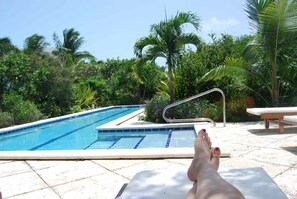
[117, 167, 287, 199]
[283, 116, 297, 123]
[246, 107, 297, 115]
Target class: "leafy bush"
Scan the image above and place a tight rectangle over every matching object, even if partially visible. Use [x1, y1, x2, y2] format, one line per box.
[144, 93, 170, 123]
[2, 93, 43, 125]
[144, 94, 210, 123]
[0, 112, 14, 128]
[167, 100, 209, 120]
[73, 84, 98, 112]
[227, 96, 256, 122]
[204, 95, 255, 122]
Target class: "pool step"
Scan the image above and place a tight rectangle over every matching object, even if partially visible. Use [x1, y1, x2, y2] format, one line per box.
[86, 141, 114, 150]
[137, 134, 169, 149]
[169, 130, 196, 148]
[111, 137, 142, 149]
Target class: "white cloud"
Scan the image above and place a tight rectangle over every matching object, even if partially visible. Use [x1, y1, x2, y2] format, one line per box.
[202, 17, 239, 32]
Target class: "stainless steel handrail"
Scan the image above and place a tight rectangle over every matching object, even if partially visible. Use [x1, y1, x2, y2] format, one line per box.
[162, 88, 226, 127]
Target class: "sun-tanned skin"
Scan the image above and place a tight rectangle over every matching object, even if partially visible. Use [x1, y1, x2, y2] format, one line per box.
[184, 129, 245, 199]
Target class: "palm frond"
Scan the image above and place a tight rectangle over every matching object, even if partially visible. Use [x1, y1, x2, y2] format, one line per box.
[0, 37, 17, 56]
[242, 36, 261, 61]
[134, 35, 160, 58]
[63, 28, 85, 53]
[178, 33, 201, 50]
[173, 11, 200, 31]
[73, 51, 96, 63]
[133, 59, 146, 83]
[24, 34, 49, 54]
[257, 0, 297, 62]
[244, 0, 273, 30]
[198, 65, 248, 82]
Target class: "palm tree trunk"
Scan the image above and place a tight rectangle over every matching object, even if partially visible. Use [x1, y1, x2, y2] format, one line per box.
[271, 61, 279, 106]
[168, 62, 175, 103]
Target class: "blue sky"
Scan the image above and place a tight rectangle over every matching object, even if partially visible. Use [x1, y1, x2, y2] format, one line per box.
[0, 0, 251, 61]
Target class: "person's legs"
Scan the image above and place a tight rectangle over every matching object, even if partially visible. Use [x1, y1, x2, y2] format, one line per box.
[185, 130, 220, 199]
[185, 129, 245, 199]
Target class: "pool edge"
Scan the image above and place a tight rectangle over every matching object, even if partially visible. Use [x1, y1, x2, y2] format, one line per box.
[0, 148, 230, 160]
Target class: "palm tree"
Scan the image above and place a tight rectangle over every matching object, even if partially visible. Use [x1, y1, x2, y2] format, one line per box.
[0, 37, 17, 57]
[244, 0, 297, 106]
[200, 0, 297, 107]
[134, 11, 201, 103]
[23, 34, 49, 55]
[53, 28, 94, 66]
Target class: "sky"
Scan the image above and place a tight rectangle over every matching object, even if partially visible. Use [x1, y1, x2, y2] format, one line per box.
[0, 0, 252, 61]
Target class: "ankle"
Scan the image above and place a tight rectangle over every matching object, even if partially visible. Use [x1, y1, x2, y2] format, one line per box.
[194, 157, 211, 177]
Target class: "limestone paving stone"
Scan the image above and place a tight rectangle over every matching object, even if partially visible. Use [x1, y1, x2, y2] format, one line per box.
[34, 160, 108, 187]
[214, 133, 246, 142]
[167, 158, 192, 166]
[26, 160, 74, 170]
[53, 172, 128, 199]
[220, 157, 290, 177]
[0, 160, 13, 164]
[243, 148, 297, 167]
[92, 159, 150, 171]
[115, 159, 188, 179]
[0, 171, 48, 198]
[274, 167, 297, 199]
[0, 161, 32, 178]
[225, 143, 260, 157]
[286, 134, 297, 141]
[8, 188, 61, 199]
[231, 135, 278, 147]
[265, 136, 297, 147]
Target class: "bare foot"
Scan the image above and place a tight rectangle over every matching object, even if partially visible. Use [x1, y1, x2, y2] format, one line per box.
[187, 129, 221, 182]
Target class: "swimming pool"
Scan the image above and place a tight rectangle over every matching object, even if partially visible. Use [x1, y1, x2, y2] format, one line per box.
[0, 105, 197, 152]
[0, 106, 142, 151]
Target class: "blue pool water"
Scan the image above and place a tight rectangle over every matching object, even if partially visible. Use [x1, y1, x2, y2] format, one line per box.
[0, 106, 141, 151]
[96, 127, 196, 149]
[0, 105, 196, 151]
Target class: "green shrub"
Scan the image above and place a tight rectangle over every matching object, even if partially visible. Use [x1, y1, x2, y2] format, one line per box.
[144, 94, 210, 123]
[0, 112, 14, 128]
[2, 93, 43, 125]
[167, 100, 209, 120]
[204, 95, 256, 122]
[144, 93, 170, 123]
[226, 96, 255, 122]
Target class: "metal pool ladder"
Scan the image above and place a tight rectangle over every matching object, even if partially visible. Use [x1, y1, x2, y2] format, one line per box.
[162, 88, 226, 127]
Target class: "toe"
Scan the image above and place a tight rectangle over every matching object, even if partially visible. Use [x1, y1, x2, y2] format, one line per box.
[210, 147, 221, 171]
[197, 129, 207, 139]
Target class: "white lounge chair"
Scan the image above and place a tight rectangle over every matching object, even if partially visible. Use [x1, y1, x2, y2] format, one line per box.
[246, 107, 297, 133]
[116, 167, 287, 199]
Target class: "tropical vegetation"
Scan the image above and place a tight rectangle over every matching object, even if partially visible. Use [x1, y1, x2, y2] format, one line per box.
[1, 0, 297, 127]
[134, 11, 201, 103]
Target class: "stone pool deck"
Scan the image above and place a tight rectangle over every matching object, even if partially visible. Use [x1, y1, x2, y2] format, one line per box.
[0, 121, 296, 199]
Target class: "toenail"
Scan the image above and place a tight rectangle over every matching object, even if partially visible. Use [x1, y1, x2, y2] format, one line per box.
[201, 129, 206, 132]
[214, 147, 220, 152]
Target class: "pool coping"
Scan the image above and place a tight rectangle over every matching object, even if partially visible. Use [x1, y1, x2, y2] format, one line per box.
[0, 147, 195, 160]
